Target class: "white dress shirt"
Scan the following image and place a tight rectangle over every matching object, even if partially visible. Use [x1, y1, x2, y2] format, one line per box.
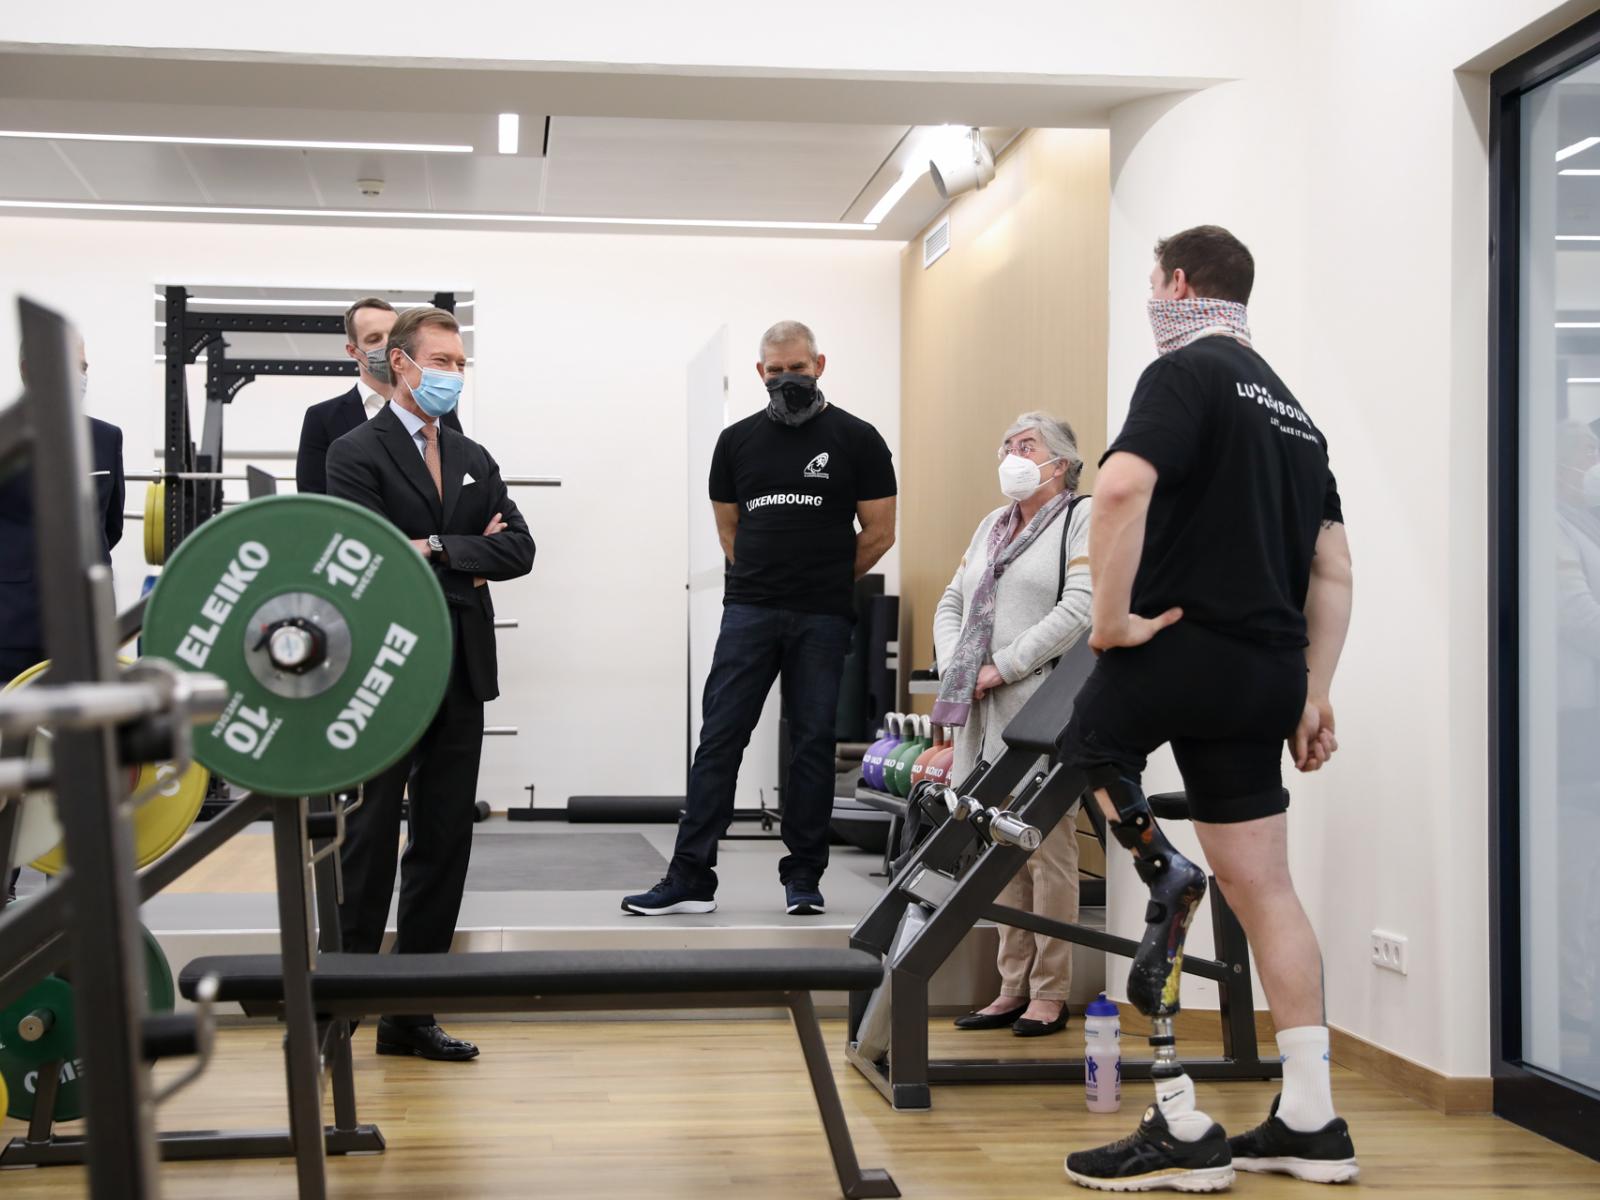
[387, 399, 436, 460]
[358, 379, 386, 421]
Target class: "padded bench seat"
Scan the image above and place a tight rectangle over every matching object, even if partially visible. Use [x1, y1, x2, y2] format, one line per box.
[181, 946, 898, 1199]
[180, 947, 884, 1013]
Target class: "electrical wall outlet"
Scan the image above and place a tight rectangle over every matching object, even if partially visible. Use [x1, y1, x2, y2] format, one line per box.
[1371, 930, 1408, 975]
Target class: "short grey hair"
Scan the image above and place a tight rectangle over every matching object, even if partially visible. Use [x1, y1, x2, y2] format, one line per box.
[760, 320, 818, 361]
[1001, 411, 1084, 490]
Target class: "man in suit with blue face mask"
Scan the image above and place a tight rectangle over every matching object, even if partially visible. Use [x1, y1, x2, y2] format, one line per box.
[295, 296, 461, 495]
[325, 306, 535, 1061]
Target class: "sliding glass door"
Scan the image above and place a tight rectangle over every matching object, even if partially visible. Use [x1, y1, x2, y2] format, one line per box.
[1491, 8, 1600, 1161]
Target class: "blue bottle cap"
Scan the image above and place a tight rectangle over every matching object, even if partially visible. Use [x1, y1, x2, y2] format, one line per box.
[1085, 993, 1119, 1017]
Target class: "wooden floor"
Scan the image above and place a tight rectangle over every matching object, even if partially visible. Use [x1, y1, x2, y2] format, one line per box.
[3, 1018, 1596, 1199]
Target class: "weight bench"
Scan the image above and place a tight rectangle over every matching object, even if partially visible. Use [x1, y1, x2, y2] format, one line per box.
[180, 947, 900, 1199]
[847, 640, 1278, 1109]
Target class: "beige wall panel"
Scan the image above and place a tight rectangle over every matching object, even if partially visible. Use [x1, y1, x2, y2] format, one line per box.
[899, 128, 1110, 703]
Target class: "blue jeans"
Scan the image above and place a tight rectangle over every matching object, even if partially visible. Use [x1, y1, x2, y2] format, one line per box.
[671, 603, 853, 888]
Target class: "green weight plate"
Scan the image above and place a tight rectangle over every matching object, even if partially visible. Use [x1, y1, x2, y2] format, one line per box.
[0, 923, 176, 1122]
[0, 977, 75, 1070]
[142, 925, 175, 1015]
[141, 495, 451, 796]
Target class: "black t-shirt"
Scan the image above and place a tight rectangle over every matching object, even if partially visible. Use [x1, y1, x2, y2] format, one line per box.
[1105, 336, 1343, 649]
[709, 404, 897, 617]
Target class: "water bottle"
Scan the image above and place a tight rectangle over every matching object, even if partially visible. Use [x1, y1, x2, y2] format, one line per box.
[1084, 993, 1122, 1112]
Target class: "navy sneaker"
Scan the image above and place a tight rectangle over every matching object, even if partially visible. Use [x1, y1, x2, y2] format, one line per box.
[621, 874, 716, 916]
[784, 879, 826, 915]
[1065, 1103, 1234, 1192]
[1227, 1094, 1358, 1183]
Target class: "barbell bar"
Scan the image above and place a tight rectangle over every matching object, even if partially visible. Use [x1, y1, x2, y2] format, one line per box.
[128, 472, 560, 486]
[0, 676, 228, 740]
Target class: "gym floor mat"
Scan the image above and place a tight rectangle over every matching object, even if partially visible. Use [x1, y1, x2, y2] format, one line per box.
[464, 831, 668, 892]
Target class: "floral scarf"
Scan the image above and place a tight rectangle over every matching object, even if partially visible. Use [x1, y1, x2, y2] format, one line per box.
[1147, 297, 1251, 356]
[932, 490, 1074, 727]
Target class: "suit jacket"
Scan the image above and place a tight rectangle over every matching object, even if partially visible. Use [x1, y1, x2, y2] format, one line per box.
[325, 404, 534, 702]
[0, 417, 125, 654]
[296, 385, 462, 494]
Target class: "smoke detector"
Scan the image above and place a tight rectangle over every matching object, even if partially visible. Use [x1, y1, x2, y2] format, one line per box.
[356, 178, 384, 198]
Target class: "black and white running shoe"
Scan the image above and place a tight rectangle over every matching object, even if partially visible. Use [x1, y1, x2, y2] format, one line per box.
[784, 879, 826, 915]
[621, 874, 717, 916]
[1227, 1094, 1359, 1184]
[1065, 1104, 1234, 1193]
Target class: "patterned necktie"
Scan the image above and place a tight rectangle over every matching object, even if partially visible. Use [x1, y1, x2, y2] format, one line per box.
[419, 422, 443, 500]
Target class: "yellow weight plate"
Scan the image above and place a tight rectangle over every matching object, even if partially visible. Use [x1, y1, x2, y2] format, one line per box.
[143, 481, 166, 566]
[3, 660, 208, 875]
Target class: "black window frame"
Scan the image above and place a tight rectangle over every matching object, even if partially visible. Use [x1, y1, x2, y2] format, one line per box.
[1489, 5, 1600, 1162]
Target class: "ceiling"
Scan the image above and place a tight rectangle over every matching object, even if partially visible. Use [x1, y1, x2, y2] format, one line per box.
[0, 48, 1201, 239]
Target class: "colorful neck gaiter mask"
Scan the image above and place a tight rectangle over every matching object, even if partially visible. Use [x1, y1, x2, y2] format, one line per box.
[1147, 297, 1252, 356]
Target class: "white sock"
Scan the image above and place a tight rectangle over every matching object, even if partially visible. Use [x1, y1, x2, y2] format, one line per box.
[1152, 1073, 1215, 1142]
[1275, 1025, 1336, 1132]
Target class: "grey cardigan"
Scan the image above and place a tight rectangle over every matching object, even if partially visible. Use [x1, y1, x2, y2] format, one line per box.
[932, 498, 1093, 782]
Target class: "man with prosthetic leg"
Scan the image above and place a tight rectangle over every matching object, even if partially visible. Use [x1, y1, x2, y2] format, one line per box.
[1061, 226, 1358, 1192]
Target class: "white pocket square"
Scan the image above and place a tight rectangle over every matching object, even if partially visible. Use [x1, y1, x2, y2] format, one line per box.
[462, 471, 477, 486]
[90, 470, 110, 476]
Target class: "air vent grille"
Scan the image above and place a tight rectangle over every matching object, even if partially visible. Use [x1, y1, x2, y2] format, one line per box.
[923, 216, 951, 268]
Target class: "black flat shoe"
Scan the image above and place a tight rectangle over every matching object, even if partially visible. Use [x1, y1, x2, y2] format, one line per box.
[1012, 1008, 1070, 1037]
[375, 1021, 480, 1061]
[953, 1004, 1029, 1030]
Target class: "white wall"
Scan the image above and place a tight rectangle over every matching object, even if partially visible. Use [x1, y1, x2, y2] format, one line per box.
[0, 216, 901, 810]
[1102, 0, 1596, 1079]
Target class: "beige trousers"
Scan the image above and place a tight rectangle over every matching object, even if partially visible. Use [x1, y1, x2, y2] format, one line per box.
[995, 808, 1081, 1002]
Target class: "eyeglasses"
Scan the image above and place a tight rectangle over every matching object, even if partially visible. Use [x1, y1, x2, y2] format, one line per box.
[997, 437, 1042, 461]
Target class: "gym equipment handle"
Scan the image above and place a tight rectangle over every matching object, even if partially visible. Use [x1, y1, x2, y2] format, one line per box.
[988, 812, 1043, 851]
[0, 757, 53, 796]
[141, 1012, 200, 1061]
[938, 785, 980, 823]
[150, 975, 219, 1105]
[0, 675, 228, 738]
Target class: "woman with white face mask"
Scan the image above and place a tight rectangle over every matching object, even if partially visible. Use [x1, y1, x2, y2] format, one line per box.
[931, 412, 1094, 1037]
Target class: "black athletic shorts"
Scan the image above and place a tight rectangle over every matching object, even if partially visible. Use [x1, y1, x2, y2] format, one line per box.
[1058, 621, 1307, 824]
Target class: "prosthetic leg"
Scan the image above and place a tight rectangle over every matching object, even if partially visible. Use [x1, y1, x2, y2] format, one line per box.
[1065, 778, 1233, 1192]
[1101, 777, 1209, 1021]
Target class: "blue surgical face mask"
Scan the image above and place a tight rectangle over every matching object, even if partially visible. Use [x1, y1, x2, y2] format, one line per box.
[400, 351, 463, 418]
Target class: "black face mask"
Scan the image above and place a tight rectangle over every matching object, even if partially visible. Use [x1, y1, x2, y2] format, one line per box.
[764, 371, 825, 427]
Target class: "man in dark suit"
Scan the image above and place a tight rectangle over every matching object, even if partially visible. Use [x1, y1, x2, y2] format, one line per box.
[296, 296, 460, 495]
[326, 306, 534, 1061]
[4, 336, 124, 901]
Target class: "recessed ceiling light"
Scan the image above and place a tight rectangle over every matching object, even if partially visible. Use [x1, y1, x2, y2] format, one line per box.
[1556, 234, 1600, 241]
[1569, 377, 1600, 383]
[865, 168, 924, 226]
[1556, 321, 1600, 328]
[1558, 137, 1600, 162]
[498, 114, 519, 156]
[1559, 168, 1600, 176]
[0, 129, 473, 153]
[0, 198, 877, 232]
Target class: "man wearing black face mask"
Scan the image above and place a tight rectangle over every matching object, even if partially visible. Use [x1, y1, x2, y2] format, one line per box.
[295, 296, 461, 494]
[623, 320, 897, 917]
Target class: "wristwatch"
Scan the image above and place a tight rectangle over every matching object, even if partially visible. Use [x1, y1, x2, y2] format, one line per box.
[427, 534, 444, 559]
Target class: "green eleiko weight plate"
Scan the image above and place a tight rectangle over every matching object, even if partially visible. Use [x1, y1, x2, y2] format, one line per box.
[0, 922, 174, 1122]
[141, 495, 451, 796]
